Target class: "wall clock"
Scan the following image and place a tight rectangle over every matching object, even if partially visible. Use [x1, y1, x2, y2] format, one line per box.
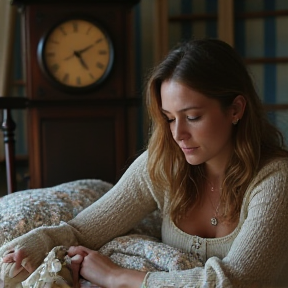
[37, 18, 114, 93]
[10, 0, 141, 189]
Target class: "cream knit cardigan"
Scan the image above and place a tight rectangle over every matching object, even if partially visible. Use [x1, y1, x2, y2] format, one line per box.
[1, 151, 288, 288]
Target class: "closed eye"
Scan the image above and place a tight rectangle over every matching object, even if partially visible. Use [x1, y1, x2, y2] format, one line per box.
[187, 116, 200, 121]
[165, 116, 175, 123]
[167, 118, 175, 123]
[162, 113, 175, 123]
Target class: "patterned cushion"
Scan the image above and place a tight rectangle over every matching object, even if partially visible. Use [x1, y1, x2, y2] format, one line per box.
[0, 179, 113, 246]
[22, 236, 204, 288]
[99, 234, 203, 272]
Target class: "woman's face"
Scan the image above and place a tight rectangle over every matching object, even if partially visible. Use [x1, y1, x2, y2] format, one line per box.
[160, 80, 235, 169]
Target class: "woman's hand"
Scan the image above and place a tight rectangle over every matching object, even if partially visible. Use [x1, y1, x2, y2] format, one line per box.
[1, 249, 32, 277]
[68, 246, 146, 288]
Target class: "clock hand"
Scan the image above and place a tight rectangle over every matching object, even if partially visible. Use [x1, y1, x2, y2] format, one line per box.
[77, 56, 89, 70]
[64, 44, 94, 61]
[76, 44, 94, 54]
[74, 51, 89, 70]
[64, 53, 75, 61]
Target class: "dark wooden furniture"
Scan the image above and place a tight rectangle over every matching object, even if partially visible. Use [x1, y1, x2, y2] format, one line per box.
[0, 96, 141, 194]
[1, 0, 142, 194]
[0, 97, 28, 193]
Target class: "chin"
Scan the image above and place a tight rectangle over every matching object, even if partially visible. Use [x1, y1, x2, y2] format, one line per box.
[184, 156, 203, 166]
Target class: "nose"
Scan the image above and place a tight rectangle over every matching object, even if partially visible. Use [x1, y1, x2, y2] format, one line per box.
[172, 120, 191, 142]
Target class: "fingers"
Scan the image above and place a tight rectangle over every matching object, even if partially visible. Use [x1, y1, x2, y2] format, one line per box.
[8, 264, 24, 278]
[1, 250, 26, 278]
[2, 250, 37, 276]
[70, 254, 84, 265]
[2, 250, 25, 268]
[68, 248, 90, 288]
[14, 250, 26, 268]
[68, 247, 87, 282]
[70, 254, 84, 286]
[68, 246, 98, 286]
[21, 257, 35, 274]
[2, 253, 15, 263]
[67, 246, 91, 258]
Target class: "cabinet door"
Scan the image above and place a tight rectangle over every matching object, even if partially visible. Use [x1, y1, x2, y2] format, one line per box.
[28, 106, 127, 187]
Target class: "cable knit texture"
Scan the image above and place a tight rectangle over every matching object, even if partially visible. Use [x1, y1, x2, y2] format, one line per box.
[0, 151, 288, 287]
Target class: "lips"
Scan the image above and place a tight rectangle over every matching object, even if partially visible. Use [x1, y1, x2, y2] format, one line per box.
[181, 146, 199, 153]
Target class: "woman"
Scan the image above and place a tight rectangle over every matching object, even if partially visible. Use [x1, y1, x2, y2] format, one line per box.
[1, 38, 288, 287]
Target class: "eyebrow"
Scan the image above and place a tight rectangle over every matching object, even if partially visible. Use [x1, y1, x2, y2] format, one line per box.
[161, 106, 202, 114]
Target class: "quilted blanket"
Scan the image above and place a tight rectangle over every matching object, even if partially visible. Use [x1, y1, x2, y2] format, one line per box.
[22, 234, 203, 288]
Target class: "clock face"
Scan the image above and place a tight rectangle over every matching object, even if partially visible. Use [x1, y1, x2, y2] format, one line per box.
[37, 18, 114, 91]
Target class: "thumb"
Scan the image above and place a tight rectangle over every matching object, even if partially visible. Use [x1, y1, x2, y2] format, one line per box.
[70, 254, 84, 265]
[70, 254, 85, 287]
[68, 246, 90, 258]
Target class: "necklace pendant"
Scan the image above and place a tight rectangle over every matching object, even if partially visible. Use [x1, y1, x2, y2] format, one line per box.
[211, 217, 218, 226]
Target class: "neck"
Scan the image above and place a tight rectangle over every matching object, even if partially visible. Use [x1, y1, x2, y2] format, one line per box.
[203, 145, 232, 181]
[204, 173, 224, 191]
[203, 162, 226, 188]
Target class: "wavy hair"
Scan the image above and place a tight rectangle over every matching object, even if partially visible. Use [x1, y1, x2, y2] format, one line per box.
[145, 38, 288, 223]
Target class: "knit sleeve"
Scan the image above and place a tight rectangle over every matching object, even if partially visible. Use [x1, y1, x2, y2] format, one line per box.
[68, 150, 162, 249]
[0, 151, 160, 285]
[142, 159, 288, 288]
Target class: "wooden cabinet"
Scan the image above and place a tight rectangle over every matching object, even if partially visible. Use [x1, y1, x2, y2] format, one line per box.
[29, 106, 127, 186]
[12, 0, 141, 188]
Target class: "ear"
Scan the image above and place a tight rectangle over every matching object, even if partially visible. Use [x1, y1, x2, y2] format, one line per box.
[230, 95, 246, 124]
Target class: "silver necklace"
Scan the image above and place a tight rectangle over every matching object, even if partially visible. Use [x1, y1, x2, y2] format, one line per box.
[209, 198, 220, 226]
[207, 182, 221, 226]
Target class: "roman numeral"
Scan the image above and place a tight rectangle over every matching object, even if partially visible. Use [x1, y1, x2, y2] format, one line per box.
[62, 73, 69, 83]
[51, 63, 60, 73]
[73, 22, 78, 32]
[59, 26, 67, 36]
[98, 50, 107, 55]
[96, 62, 104, 70]
[86, 26, 92, 35]
[95, 38, 104, 44]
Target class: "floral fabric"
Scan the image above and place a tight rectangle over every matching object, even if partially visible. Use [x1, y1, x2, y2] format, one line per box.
[0, 179, 113, 246]
[22, 235, 203, 288]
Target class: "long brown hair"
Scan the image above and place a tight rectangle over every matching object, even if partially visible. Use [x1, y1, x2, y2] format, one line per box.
[145, 38, 288, 222]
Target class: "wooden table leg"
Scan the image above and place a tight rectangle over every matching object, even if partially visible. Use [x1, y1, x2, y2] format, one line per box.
[1, 108, 17, 194]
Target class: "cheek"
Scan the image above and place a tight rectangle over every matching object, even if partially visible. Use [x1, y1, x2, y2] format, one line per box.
[211, 121, 232, 143]
[198, 118, 232, 142]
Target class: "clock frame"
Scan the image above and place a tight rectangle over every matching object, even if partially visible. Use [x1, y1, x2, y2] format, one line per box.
[37, 17, 114, 93]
